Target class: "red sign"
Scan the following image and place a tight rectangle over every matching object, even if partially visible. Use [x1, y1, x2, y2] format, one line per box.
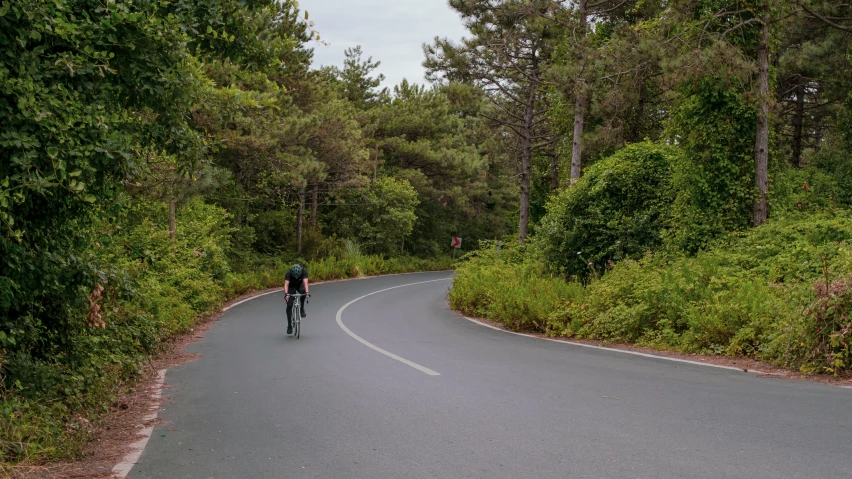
[451, 237, 462, 249]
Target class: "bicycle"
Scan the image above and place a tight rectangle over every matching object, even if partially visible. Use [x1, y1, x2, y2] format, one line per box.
[286, 293, 309, 339]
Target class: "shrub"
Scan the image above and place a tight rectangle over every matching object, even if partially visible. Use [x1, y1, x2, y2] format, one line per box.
[810, 141, 852, 208]
[664, 79, 757, 253]
[770, 167, 840, 215]
[251, 209, 296, 254]
[538, 142, 678, 277]
[450, 241, 584, 332]
[325, 177, 419, 256]
[0, 197, 233, 462]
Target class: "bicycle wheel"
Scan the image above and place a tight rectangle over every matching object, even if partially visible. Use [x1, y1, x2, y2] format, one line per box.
[289, 299, 296, 336]
[294, 305, 301, 339]
[296, 319, 300, 339]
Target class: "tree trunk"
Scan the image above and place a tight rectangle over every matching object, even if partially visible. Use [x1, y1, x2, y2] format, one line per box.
[634, 80, 647, 143]
[311, 184, 319, 229]
[570, 92, 588, 185]
[813, 86, 825, 145]
[168, 199, 176, 243]
[569, 2, 588, 186]
[550, 153, 559, 190]
[296, 191, 305, 254]
[791, 83, 805, 168]
[519, 81, 537, 244]
[753, 4, 770, 226]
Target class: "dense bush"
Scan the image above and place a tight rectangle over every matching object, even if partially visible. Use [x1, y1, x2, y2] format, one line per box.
[664, 81, 757, 253]
[449, 241, 584, 331]
[251, 209, 297, 254]
[451, 213, 852, 373]
[769, 167, 841, 215]
[0, 197, 233, 463]
[809, 142, 852, 208]
[538, 142, 677, 277]
[324, 177, 419, 255]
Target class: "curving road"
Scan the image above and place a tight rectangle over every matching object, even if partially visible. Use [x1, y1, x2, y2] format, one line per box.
[129, 272, 852, 479]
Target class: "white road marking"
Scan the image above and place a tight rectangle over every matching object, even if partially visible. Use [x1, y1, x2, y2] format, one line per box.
[112, 369, 167, 478]
[220, 270, 455, 313]
[336, 278, 452, 376]
[222, 289, 283, 311]
[464, 315, 852, 389]
[461, 316, 755, 373]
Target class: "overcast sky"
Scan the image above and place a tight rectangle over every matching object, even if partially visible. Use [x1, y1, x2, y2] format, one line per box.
[300, 0, 468, 88]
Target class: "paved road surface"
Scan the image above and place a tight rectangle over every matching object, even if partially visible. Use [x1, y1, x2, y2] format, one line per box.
[129, 272, 852, 478]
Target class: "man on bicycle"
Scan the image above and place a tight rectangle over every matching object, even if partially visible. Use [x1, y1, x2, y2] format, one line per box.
[284, 263, 310, 334]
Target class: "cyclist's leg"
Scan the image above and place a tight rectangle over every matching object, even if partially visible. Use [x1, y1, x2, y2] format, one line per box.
[297, 284, 307, 317]
[285, 293, 295, 331]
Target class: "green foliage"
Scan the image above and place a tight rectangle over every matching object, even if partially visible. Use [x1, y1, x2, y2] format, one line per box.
[809, 139, 852, 208]
[794, 278, 852, 375]
[450, 241, 584, 332]
[251, 209, 297, 254]
[769, 166, 841, 215]
[664, 80, 758, 252]
[368, 81, 511, 257]
[453, 213, 852, 373]
[335, 46, 387, 109]
[1, 196, 232, 462]
[538, 142, 677, 277]
[326, 177, 419, 256]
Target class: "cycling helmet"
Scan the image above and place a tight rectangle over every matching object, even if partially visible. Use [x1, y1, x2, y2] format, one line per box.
[290, 264, 303, 278]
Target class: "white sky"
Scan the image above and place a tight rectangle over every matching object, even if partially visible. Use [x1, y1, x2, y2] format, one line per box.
[300, 0, 468, 88]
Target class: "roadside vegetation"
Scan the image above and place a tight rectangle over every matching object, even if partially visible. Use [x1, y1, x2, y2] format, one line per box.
[0, 0, 491, 467]
[453, 213, 852, 374]
[3, 0, 852, 469]
[442, 1, 852, 378]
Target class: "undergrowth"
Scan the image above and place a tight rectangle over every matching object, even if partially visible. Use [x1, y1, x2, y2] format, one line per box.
[451, 213, 852, 374]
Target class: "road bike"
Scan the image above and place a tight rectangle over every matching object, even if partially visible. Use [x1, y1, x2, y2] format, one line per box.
[287, 293, 309, 339]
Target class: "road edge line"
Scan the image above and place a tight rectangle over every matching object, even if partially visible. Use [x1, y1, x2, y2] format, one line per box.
[112, 369, 167, 478]
[221, 270, 455, 312]
[222, 289, 282, 311]
[336, 278, 452, 376]
[460, 316, 758, 373]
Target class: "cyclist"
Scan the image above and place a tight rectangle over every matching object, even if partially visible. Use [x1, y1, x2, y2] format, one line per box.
[284, 263, 310, 334]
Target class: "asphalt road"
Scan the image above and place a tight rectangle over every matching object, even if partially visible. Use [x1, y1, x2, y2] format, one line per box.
[129, 272, 852, 479]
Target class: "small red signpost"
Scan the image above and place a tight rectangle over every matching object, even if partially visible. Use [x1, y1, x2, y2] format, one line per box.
[451, 236, 461, 258]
